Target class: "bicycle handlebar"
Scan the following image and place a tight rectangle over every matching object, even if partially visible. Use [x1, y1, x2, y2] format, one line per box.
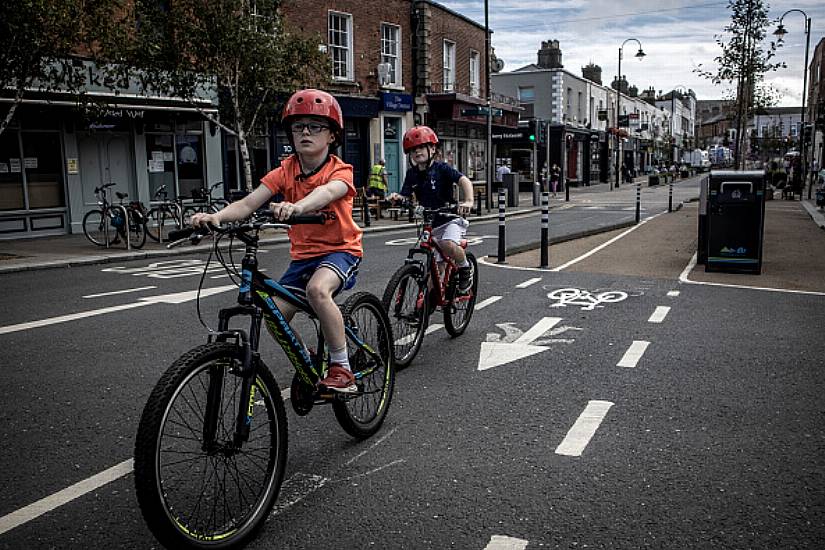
[166, 212, 327, 248]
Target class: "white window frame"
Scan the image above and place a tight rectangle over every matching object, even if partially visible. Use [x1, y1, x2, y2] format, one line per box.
[443, 39, 456, 92]
[329, 11, 353, 81]
[380, 23, 401, 88]
[469, 50, 480, 97]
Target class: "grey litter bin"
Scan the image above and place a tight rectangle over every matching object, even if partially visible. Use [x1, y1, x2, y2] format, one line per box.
[705, 170, 766, 274]
[502, 173, 520, 207]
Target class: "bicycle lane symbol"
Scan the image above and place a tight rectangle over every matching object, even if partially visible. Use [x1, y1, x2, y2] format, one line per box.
[384, 233, 498, 246]
[546, 287, 629, 311]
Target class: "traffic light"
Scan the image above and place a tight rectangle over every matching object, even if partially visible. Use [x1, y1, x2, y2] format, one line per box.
[528, 120, 536, 142]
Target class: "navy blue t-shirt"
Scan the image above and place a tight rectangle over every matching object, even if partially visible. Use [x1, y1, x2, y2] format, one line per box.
[400, 161, 463, 208]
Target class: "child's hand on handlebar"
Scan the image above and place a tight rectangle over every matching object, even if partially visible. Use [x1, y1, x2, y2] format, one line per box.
[191, 212, 220, 228]
[270, 201, 303, 221]
[457, 201, 473, 217]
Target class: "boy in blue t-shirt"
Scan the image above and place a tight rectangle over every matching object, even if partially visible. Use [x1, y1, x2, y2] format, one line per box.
[389, 125, 475, 292]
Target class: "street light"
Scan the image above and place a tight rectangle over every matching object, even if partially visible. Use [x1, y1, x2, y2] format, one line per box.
[615, 38, 645, 190]
[775, 9, 811, 198]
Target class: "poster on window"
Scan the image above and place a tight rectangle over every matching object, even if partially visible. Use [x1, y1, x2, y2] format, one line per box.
[176, 135, 200, 165]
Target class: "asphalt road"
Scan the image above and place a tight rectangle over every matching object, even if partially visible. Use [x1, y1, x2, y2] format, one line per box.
[2, 176, 823, 549]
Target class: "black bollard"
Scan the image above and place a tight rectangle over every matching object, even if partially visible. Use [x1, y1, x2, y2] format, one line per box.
[363, 194, 371, 227]
[668, 180, 673, 213]
[476, 189, 482, 217]
[497, 189, 506, 264]
[565, 178, 570, 202]
[540, 191, 549, 268]
[635, 181, 641, 224]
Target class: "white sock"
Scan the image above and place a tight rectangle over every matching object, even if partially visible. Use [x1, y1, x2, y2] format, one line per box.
[458, 259, 470, 268]
[329, 347, 350, 370]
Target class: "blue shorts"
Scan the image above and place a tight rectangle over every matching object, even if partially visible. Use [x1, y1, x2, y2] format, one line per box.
[279, 252, 361, 299]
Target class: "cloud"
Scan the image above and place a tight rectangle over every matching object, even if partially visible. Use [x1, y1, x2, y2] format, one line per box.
[438, 0, 825, 108]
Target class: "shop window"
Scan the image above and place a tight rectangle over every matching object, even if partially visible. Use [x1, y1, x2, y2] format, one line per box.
[146, 133, 176, 199]
[176, 134, 204, 198]
[380, 24, 401, 87]
[329, 11, 353, 81]
[22, 131, 65, 209]
[0, 131, 25, 211]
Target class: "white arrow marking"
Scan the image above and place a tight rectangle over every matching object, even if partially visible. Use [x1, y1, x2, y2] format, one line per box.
[477, 317, 562, 371]
[0, 285, 236, 335]
[555, 400, 614, 457]
[484, 535, 529, 550]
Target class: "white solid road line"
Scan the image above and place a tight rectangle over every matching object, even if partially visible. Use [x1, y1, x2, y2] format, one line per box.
[647, 306, 671, 323]
[0, 459, 134, 536]
[617, 340, 651, 368]
[551, 212, 664, 272]
[679, 252, 825, 296]
[515, 277, 542, 288]
[476, 295, 502, 310]
[82, 286, 157, 299]
[484, 535, 529, 550]
[555, 400, 614, 457]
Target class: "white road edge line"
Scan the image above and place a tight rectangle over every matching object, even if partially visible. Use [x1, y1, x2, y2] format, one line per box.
[555, 400, 614, 457]
[476, 295, 502, 310]
[679, 252, 825, 296]
[484, 535, 529, 550]
[0, 459, 134, 536]
[82, 286, 157, 298]
[617, 340, 650, 368]
[551, 212, 664, 272]
[648, 306, 671, 323]
[516, 277, 542, 288]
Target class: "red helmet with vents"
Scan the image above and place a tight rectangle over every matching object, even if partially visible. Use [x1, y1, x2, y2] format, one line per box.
[282, 89, 343, 131]
[403, 125, 439, 153]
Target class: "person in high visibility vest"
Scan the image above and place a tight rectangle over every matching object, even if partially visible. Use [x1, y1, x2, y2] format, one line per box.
[367, 159, 388, 199]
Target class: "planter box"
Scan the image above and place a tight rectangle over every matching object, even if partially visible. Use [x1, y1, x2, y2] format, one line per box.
[648, 175, 660, 186]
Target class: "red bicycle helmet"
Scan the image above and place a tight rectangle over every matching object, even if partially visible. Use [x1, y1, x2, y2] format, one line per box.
[282, 89, 343, 132]
[403, 125, 439, 153]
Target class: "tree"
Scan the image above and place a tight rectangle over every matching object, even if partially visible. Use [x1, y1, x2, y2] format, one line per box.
[0, 0, 114, 137]
[99, 0, 330, 191]
[696, 0, 783, 169]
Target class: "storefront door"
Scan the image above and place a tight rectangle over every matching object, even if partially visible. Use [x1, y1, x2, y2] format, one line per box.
[383, 117, 401, 193]
[78, 132, 134, 208]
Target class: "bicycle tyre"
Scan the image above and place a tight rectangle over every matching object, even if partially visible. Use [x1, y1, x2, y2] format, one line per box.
[134, 343, 288, 549]
[381, 263, 429, 368]
[123, 210, 147, 249]
[333, 292, 395, 439]
[444, 252, 479, 337]
[82, 209, 115, 246]
[146, 206, 180, 242]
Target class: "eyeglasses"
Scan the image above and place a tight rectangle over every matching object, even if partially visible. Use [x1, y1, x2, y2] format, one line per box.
[290, 122, 330, 135]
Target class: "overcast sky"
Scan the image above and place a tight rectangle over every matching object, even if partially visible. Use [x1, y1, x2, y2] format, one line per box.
[437, 0, 825, 107]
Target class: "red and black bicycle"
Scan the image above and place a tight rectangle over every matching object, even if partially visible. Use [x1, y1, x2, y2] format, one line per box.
[381, 206, 479, 367]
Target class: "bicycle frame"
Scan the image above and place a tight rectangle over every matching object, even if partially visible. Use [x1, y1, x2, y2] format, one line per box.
[202, 228, 382, 448]
[404, 217, 468, 308]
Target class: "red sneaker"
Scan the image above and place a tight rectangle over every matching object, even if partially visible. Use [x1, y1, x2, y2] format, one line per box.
[319, 364, 357, 393]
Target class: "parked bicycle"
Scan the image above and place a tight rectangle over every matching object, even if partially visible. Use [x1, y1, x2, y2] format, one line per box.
[134, 211, 395, 549]
[183, 181, 230, 219]
[144, 185, 185, 242]
[381, 206, 479, 367]
[82, 183, 146, 248]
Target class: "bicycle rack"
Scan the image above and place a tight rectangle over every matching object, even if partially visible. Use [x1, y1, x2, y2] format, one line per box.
[107, 204, 131, 250]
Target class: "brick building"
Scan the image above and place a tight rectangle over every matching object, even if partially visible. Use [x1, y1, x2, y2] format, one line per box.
[807, 37, 825, 172]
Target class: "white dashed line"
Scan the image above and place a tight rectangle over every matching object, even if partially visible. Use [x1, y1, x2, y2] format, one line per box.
[476, 295, 502, 310]
[484, 535, 529, 550]
[667, 290, 680, 297]
[555, 400, 614, 457]
[617, 340, 650, 368]
[515, 277, 542, 288]
[82, 286, 157, 298]
[647, 306, 671, 323]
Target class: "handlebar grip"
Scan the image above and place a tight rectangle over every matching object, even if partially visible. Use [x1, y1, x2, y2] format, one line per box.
[288, 214, 326, 225]
[167, 227, 195, 242]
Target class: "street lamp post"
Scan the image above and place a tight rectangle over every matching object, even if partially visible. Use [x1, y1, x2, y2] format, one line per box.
[775, 9, 811, 198]
[615, 38, 645, 190]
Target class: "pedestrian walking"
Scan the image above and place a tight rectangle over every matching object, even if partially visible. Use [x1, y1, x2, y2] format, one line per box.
[550, 164, 560, 197]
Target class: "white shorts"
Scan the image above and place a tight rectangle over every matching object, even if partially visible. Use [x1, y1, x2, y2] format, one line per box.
[432, 218, 469, 261]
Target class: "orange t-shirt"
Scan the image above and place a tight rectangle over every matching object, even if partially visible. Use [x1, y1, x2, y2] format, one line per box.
[260, 155, 363, 260]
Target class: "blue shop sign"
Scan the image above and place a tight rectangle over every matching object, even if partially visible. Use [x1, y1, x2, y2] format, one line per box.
[381, 92, 413, 112]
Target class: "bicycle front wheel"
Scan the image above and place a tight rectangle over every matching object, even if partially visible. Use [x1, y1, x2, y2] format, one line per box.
[122, 212, 146, 249]
[381, 263, 429, 367]
[82, 209, 115, 246]
[333, 292, 395, 439]
[134, 343, 288, 549]
[444, 252, 479, 337]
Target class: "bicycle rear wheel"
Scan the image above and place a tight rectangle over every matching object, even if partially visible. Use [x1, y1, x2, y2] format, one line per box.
[333, 292, 395, 439]
[122, 211, 146, 249]
[444, 252, 479, 337]
[82, 209, 115, 246]
[134, 343, 287, 549]
[381, 263, 429, 367]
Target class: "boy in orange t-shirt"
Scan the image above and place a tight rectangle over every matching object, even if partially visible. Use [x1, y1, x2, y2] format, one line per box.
[191, 89, 362, 393]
